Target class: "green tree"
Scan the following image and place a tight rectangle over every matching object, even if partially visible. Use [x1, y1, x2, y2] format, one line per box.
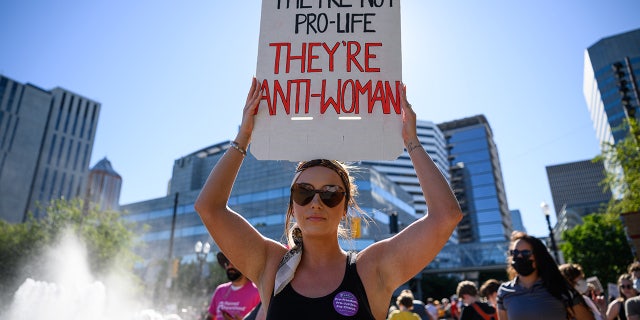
[560, 212, 633, 285]
[594, 118, 640, 214]
[0, 198, 141, 308]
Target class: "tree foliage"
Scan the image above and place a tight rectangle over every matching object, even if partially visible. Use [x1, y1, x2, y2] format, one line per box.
[594, 118, 640, 213]
[560, 212, 633, 285]
[0, 198, 141, 308]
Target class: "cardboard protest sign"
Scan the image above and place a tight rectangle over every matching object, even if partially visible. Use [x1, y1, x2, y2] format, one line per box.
[251, 0, 403, 161]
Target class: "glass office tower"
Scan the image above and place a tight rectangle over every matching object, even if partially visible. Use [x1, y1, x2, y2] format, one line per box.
[584, 28, 640, 147]
[438, 115, 512, 243]
[362, 120, 450, 217]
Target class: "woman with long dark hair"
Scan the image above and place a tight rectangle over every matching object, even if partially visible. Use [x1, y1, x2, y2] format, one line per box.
[496, 231, 594, 320]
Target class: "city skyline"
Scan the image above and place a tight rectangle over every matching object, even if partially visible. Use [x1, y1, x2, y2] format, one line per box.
[1, 1, 639, 237]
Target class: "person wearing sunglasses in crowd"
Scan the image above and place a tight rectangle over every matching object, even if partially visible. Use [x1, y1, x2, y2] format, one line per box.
[194, 78, 463, 320]
[607, 273, 638, 320]
[624, 262, 640, 320]
[496, 231, 594, 320]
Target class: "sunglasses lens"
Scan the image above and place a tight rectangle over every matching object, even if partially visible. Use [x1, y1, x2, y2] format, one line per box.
[291, 184, 345, 208]
[292, 186, 314, 206]
[510, 249, 532, 258]
[320, 191, 345, 208]
[622, 285, 634, 289]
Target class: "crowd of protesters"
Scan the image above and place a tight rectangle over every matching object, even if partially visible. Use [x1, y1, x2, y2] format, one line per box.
[382, 231, 639, 320]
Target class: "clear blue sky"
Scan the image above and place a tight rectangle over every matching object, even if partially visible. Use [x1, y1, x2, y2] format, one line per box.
[1, 1, 639, 238]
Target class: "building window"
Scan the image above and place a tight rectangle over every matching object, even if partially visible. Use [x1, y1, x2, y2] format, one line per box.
[48, 171, 58, 200]
[57, 137, 66, 167]
[82, 145, 89, 169]
[67, 175, 75, 199]
[55, 93, 66, 131]
[6, 82, 17, 112]
[63, 96, 74, 133]
[65, 138, 74, 169]
[0, 77, 7, 103]
[87, 104, 97, 139]
[8, 117, 19, 151]
[71, 99, 81, 135]
[59, 173, 67, 198]
[79, 103, 88, 139]
[73, 141, 82, 170]
[47, 135, 57, 165]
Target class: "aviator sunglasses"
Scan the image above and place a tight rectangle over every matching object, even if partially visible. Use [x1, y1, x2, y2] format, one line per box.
[291, 183, 346, 208]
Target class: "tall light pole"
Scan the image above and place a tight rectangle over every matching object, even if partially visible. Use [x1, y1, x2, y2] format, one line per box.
[540, 202, 560, 263]
[194, 241, 211, 283]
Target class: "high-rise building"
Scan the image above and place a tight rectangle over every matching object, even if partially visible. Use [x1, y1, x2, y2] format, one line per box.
[87, 157, 122, 211]
[438, 115, 512, 243]
[545, 159, 611, 217]
[362, 120, 450, 217]
[0, 75, 100, 222]
[583, 28, 640, 147]
[510, 209, 526, 233]
[583, 28, 640, 258]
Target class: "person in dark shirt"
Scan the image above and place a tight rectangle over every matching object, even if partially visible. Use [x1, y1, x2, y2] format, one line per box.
[496, 231, 594, 320]
[479, 279, 500, 310]
[457, 280, 496, 320]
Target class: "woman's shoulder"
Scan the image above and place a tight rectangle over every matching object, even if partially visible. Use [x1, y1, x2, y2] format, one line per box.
[497, 278, 517, 293]
[608, 297, 623, 308]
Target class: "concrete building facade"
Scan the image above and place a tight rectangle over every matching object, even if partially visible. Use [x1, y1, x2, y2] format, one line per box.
[545, 159, 611, 218]
[0, 75, 100, 222]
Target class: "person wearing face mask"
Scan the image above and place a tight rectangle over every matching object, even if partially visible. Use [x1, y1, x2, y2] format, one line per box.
[207, 252, 261, 320]
[559, 263, 604, 320]
[496, 231, 594, 320]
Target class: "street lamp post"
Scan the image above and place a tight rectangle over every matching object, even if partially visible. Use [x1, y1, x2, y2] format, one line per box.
[194, 241, 211, 283]
[540, 202, 560, 263]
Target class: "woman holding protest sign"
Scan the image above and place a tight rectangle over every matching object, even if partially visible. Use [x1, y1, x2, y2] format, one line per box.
[195, 77, 462, 320]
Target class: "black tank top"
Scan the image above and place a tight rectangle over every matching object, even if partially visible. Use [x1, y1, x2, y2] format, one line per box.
[266, 252, 375, 319]
[619, 298, 628, 320]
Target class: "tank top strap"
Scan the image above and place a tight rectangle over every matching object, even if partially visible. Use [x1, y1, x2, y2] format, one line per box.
[342, 251, 375, 319]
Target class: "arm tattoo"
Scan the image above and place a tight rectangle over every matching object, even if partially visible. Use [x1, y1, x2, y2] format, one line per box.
[406, 141, 423, 154]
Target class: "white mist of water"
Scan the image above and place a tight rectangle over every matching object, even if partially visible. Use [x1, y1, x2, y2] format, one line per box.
[1, 230, 177, 320]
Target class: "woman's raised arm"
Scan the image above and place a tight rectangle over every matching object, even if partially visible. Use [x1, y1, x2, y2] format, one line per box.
[360, 84, 463, 292]
[194, 78, 285, 285]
